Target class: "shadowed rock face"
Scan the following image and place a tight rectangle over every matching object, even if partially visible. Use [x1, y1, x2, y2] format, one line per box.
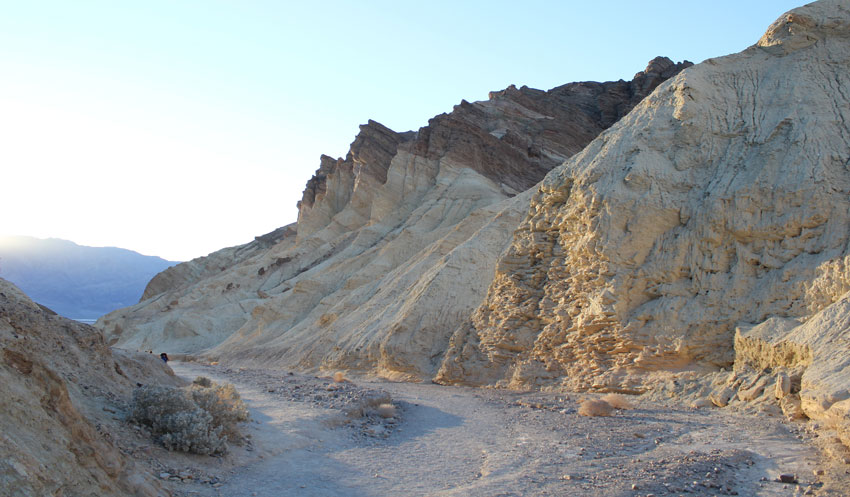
[0, 278, 177, 497]
[140, 224, 296, 301]
[411, 56, 693, 194]
[296, 120, 416, 241]
[97, 57, 689, 380]
[435, 0, 850, 406]
[294, 58, 692, 243]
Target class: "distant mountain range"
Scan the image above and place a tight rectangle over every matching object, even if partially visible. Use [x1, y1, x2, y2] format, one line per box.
[0, 236, 178, 320]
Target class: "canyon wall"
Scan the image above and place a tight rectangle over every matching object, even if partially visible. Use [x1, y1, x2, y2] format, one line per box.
[0, 278, 178, 496]
[435, 1, 850, 445]
[98, 58, 690, 380]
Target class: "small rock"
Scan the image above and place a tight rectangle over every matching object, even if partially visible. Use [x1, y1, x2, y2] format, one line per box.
[775, 372, 791, 399]
[778, 473, 798, 484]
[813, 468, 825, 476]
[709, 386, 737, 407]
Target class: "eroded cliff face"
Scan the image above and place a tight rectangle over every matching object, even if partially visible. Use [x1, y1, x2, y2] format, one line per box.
[0, 279, 178, 497]
[436, 0, 850, 399]
[98, 58, 690, 380]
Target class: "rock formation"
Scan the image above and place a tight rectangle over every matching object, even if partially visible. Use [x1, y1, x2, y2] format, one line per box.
[435, 0, 850, 451]
[0, 278, 180, 496]
[97, 57, 690, 380]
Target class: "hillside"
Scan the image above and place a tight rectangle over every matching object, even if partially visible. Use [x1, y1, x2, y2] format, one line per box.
[435, 0, 850, 451]
[97, 57, 690, 378]
[0, 278, 180, 496]
[98, 0, 850, 454]
[0, 236, 178, 320]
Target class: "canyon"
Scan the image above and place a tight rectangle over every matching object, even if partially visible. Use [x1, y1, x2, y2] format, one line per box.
[3, 1, 850, 495]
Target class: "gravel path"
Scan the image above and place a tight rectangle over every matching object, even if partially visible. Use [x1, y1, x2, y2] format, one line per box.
[165, 362, 841, 497]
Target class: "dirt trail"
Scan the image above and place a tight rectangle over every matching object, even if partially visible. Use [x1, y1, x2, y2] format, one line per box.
[168, 362, 838, 497]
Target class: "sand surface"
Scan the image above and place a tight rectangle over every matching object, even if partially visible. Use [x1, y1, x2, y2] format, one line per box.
[163, 362, 844, 497]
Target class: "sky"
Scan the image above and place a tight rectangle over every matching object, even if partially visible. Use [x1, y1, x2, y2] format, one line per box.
[0, 0, 804, 261]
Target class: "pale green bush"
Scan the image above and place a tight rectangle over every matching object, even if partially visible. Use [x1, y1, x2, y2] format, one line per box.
[189, 380, 250, 442]
[130, 378, 249, 455]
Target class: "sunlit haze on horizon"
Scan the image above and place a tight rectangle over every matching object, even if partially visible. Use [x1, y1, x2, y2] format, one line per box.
[1, 0, 802, 261]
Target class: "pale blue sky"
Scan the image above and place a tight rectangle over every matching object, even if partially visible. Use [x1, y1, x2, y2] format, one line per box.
[1, 0, 803, 260]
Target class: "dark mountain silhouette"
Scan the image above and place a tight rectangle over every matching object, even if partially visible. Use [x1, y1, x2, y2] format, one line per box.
[0, 235, 178, 320]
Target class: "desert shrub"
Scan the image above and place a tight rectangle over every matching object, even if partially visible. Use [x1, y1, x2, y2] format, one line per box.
[375, 403, 397, 419]
[193, 376, 212, 387]
[361, 392, 392, 409]
[130, 385, 226, 455]
[345, 392, 394, 419]
[600, 393, 633, 410]
[578, 399, 613, 417]
[130, 380, 249, 455]
[189, 381, 250, 442]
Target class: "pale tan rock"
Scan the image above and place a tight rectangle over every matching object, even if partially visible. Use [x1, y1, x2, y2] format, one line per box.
[98, 59, 688, 380]
[436, 0, 850, 398]
[780, 395, 807, 420]
[709, 387, 737, 408]
[735, 291, 850, 443]
[738, 375, 772, 402]
[690, 398, 714, 409]
[0, 279, 173, 497]
[776, 372, 792, 399]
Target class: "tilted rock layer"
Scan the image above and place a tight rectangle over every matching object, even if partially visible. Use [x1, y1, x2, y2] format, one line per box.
[98, 58, 689, 380]
[0, 278, 178, 497]
[436, 0, 850, 414]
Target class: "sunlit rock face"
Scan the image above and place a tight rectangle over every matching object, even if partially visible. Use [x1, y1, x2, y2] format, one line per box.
[436, 0, 850, 402]
[97, 57, 689, 380]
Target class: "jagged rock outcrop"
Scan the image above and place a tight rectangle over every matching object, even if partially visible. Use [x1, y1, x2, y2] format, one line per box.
[732, 292, 850, 448]
[0, 278, 179, 497]
[97, 58, 690, 380]
[436, 0, 850, 409]
[140, 224, 295, 301]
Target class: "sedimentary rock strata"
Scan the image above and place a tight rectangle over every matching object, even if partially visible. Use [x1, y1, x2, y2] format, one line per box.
[98, 58, 689, 380]
[0, 278, 178, 497]
[436, 0, 850, 403]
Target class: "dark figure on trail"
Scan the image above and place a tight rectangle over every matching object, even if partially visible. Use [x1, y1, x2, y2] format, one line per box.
[160, 352, 168, 363]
